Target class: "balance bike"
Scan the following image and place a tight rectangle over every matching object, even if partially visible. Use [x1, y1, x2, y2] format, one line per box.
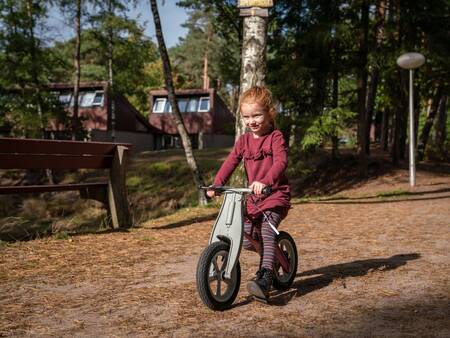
[196, 185, 298, 311]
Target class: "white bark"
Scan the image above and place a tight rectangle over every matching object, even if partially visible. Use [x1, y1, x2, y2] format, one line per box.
[235, 15, 268, 140]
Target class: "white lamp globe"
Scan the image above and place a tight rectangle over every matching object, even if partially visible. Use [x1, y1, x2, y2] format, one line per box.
[397, 52, 425, 69]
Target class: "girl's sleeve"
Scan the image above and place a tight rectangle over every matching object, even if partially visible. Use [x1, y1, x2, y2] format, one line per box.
[213, 136, 244, 186]
[260, 131, 288, 186]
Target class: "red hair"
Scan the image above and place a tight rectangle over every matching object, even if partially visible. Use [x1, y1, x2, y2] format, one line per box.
[240, 86, 277, 121]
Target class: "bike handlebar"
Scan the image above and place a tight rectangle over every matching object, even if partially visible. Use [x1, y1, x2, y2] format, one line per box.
[199, 185, 272, 196]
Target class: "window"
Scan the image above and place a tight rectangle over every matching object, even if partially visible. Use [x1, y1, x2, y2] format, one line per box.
[92, 91, 104, 106]
[187, 98, 199, 112]
[178, 98, 188, 112]
[153, 98, 166, 113]
[198, 97, 210, 112]
[164, 100, 172, 112]
[80, 92, 95, 107]
[58, 93, 72, 107]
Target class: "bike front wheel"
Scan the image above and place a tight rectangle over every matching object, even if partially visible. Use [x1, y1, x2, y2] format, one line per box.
[273, 231, 298, 290]
[196, 241, 241, 311]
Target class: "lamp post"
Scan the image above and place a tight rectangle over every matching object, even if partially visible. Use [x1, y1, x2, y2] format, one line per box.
[396, 52, 425, 187]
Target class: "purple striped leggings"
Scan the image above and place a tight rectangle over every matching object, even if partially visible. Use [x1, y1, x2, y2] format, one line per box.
[243, 209, 286, 271]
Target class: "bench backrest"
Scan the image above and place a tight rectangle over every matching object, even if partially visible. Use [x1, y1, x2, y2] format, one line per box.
[0, 137, 132, 170]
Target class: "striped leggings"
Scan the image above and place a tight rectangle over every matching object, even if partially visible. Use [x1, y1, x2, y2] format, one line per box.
[243, 209, 285, 271]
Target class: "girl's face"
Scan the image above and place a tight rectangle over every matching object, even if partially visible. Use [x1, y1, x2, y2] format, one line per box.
[241, 102, 272, 137]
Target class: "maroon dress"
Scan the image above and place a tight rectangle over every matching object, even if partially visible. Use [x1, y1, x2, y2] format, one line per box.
[213, 128, 291, 218]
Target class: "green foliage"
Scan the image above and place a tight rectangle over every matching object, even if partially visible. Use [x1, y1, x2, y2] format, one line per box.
[50, 7, 163, 114]
[174, 1, 241, 109]
[54, 230, 70, 240]
[0, 0, 71, 136]
[301, 107, 356, 152]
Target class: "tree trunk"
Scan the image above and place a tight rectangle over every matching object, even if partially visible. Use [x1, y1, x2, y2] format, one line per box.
[331, 68, 339, 159]
[417, 85, 443, 160]
[433, 95, 448, 154]
[26, 0, 44, 138]
[26, 0, 53, 184]
[365, 1, 385, 153]
[72, 0, 81, 140]
[391, 71, 407, 166]
[356, 0, 369, 176]
[149, 0, 207, 206]
[414, 82, 420, 147]
[365, 70, 379, 152]
[108, 0, 116, 142]
[230, 85, 239, 116]
[236, 15, 268, 139]
[230, 14, 268, 186]
[380, 108, 389, 151]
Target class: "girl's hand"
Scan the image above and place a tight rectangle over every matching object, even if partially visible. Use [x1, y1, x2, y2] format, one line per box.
[206, 190, 216, 198]
[249, 181, 267, 195]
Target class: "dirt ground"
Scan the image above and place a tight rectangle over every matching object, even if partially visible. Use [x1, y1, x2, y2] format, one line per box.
[1, 167, 449, 337]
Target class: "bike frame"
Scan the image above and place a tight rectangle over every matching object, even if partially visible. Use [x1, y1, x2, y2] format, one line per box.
[208, 187, 290, 279]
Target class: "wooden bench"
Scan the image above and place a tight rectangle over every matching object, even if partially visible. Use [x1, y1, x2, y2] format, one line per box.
[0, 137, 132, 229]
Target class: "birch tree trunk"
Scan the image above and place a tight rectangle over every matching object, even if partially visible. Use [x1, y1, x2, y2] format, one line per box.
[107, 0, 116, 142]
[149, 0, 207, 206]
[236, 15, 268, 139]
[231, 14, 268, 186]
[72, 0, 81, 140]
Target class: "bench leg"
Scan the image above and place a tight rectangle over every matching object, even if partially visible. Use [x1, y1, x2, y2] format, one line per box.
[108, 145, 132, 229]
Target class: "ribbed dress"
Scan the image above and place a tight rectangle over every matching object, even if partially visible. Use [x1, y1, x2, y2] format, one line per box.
[213, 128, 291, 218]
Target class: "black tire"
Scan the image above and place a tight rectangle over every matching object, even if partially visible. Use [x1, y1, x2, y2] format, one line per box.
[273, 231, 298, 290]
[196, 241, 241, 311]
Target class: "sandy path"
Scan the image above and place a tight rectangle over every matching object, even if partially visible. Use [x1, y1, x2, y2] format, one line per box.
[1, 170, 449, 337]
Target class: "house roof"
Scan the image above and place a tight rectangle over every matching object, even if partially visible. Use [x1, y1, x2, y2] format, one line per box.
[149, 88, 214, 96]
[115, 95, 162, 134]
[47, 81, 108, 90]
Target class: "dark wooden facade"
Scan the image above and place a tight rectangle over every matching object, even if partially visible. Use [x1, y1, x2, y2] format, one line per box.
[48, 82, 160, 152]
[148, 88, 235, 149]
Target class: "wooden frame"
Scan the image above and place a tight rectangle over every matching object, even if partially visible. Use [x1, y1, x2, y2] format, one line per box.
[0, 137, 133, 229]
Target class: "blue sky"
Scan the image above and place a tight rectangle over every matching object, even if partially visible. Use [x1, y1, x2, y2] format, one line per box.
[47, 0, 188, 48]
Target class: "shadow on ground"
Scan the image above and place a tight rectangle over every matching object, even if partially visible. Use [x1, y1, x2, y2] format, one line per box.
[293, 187, 450, 205]
[268, 253, 421, 306]
[334, 299, 450, 337]
[291, 148, 450, 199]
[150, 213, 216, 230]
[290, 153, 396, 198]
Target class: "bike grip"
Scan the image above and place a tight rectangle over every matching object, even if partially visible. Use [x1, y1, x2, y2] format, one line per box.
[262, 186, 272, 195]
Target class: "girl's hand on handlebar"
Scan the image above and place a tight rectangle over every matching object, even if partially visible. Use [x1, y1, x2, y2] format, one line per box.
[206, 190, 216, 198]
[249, 181, 267, 196]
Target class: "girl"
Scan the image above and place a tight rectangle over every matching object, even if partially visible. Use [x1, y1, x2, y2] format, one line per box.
[207, 86, 290, 299]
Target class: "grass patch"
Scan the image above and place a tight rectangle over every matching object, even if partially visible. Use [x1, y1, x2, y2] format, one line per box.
[375, 190, 413, 198]
[296, 189, 415, 203]
[54, 230, 70, 240]
[297, 194, 349, 203]
[141, 236, 154, 242]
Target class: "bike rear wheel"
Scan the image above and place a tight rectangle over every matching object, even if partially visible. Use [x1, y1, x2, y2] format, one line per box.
[196, 241, 241, 311]
[273, 231, 298, 290]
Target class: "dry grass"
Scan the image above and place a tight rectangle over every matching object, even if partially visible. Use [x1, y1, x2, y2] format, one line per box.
[0, 148, 230, 240]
